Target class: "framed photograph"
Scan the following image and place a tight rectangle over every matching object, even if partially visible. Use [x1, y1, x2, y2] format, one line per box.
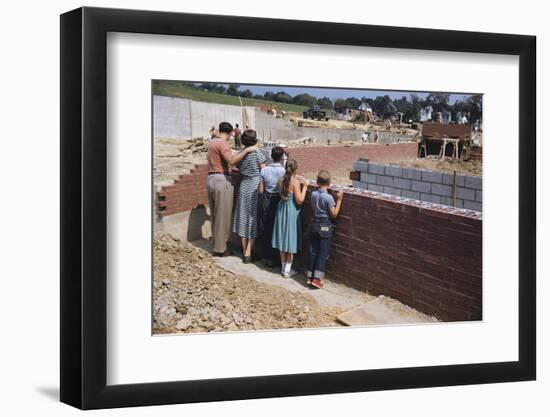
[60, 6, 536, 410]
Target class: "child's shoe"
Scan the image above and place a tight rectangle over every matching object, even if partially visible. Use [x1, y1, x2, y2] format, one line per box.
[310, 278, 324, 289]
[283, 269, 298, 278]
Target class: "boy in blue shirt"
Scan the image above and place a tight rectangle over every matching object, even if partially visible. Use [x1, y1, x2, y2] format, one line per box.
[306, 170, 343, 289]
[259, 146, 287, 268]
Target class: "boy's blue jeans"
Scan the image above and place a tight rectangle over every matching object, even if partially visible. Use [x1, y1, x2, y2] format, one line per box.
[307, 219, 333, 279]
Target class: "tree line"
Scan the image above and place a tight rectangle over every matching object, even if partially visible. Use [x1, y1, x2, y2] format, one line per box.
[179, 81, 482, 123]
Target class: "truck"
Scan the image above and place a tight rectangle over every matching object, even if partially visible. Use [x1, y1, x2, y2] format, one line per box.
[302, 105, 331, 121]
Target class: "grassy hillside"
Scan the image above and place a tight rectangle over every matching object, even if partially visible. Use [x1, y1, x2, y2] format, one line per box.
[153, 81, 309, 113]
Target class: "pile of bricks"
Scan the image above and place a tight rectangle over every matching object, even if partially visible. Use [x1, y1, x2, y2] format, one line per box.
[301, 186, 482, 322]
[351, 160, 482, 212]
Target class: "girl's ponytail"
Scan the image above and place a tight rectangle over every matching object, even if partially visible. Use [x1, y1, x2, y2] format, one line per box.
[281, 159, 298, 200]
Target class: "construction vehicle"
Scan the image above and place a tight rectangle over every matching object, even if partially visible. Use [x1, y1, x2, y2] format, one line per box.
[302, 105, 331, 121]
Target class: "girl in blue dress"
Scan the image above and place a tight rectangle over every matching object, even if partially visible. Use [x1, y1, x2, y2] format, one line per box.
[271, 159, 308, 278]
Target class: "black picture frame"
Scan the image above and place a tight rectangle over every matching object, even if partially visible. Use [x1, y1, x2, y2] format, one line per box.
[60, 6, 536, 410]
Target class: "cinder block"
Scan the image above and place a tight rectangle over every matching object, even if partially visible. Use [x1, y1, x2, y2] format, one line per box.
[464, 200, 482, 212]
[385, 166, 403, 177]
[440, 197, 453, 206]
[368, 164, 386, 175]
[421, 193, 441, 204]
[403, 168, 423, 180]
[442, 173, 466, 187]
[401, 190, 421, 200]
[394, 177, 412, 190]
[431, 183, 453, 197]
[352, 180, 366, 189]
[368, 184, 384, 193]
[476, 190, 482, 202]
[383, 186, 401, 196]
[456, 187, 476, 201]
[360, 172, 377, 184]
[465, 176, 482, 190]
[421, 170, 443, 183]
[376, 175, 394, 186]
[412, 180, 431, 193]
[352, 160, 369, 172]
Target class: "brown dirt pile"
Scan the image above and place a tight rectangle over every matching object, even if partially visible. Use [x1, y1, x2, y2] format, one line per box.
[153, 232, 341, 334]
[396, 156, 482, 176]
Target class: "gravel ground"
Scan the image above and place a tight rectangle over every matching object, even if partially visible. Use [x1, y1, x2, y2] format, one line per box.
[153, 232, 343, 334]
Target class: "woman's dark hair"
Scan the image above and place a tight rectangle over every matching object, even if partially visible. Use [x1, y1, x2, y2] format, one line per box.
[241, 129, 258, 147]
[271, 146, 284, 162]
[218, 121, 234, 134]
[280, 159, 298, 200]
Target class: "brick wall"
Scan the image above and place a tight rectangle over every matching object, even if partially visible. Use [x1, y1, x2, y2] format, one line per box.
[155, 144, 482, 322]
[301, 187, 482, 322]
[157, 164, 208, 216]
[351, 160, 482, 212]
[286, 142, 417, 175]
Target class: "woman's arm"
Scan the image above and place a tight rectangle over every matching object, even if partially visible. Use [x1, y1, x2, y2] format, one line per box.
[259, 179, 264, 193]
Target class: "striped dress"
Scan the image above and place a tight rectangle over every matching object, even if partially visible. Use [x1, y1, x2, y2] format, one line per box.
[232, 150, 266, 238]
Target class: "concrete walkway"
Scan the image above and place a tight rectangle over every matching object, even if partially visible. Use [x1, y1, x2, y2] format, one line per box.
[191, 239, 437, 326]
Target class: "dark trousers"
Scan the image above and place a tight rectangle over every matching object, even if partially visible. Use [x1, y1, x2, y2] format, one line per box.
[307, 219, 333, 279]
[234, 135, 241, 148]
[259, 192, 281, 265]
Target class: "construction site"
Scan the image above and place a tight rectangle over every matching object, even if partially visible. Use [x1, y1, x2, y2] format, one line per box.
[153, 90, 483, 334]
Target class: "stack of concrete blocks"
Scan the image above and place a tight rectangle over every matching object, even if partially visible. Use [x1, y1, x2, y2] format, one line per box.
[352, 160, 482, 212]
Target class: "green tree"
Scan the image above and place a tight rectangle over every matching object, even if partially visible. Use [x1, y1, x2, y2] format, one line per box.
[317, 96, 333, 109]
[226, 84, 240, 96]
[425, 93, 451, 113]
[292, 93, 317, 107]
[333, 98, 348, 113]
[372, 95, 394, 119]
[345, 97, 361, 109]
[239, 89, 253, 98]
[274, 91, 293, 103]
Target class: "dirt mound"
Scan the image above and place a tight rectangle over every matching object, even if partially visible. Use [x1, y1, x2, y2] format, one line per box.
[153, 232, 341, 334]
[396, 156, 482, 176]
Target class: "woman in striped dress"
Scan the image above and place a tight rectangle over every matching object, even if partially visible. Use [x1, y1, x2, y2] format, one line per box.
[232, 129, 266, 263]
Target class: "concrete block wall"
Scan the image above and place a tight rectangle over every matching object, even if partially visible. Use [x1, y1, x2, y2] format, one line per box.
[153, 95, 254, 139]
[301, 186, 482, 322]
[352, 160, 482, 212]
[153, 96, 192, 139]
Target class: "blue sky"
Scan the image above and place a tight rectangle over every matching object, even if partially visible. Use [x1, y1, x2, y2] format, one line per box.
[237, 84, 479, 104]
